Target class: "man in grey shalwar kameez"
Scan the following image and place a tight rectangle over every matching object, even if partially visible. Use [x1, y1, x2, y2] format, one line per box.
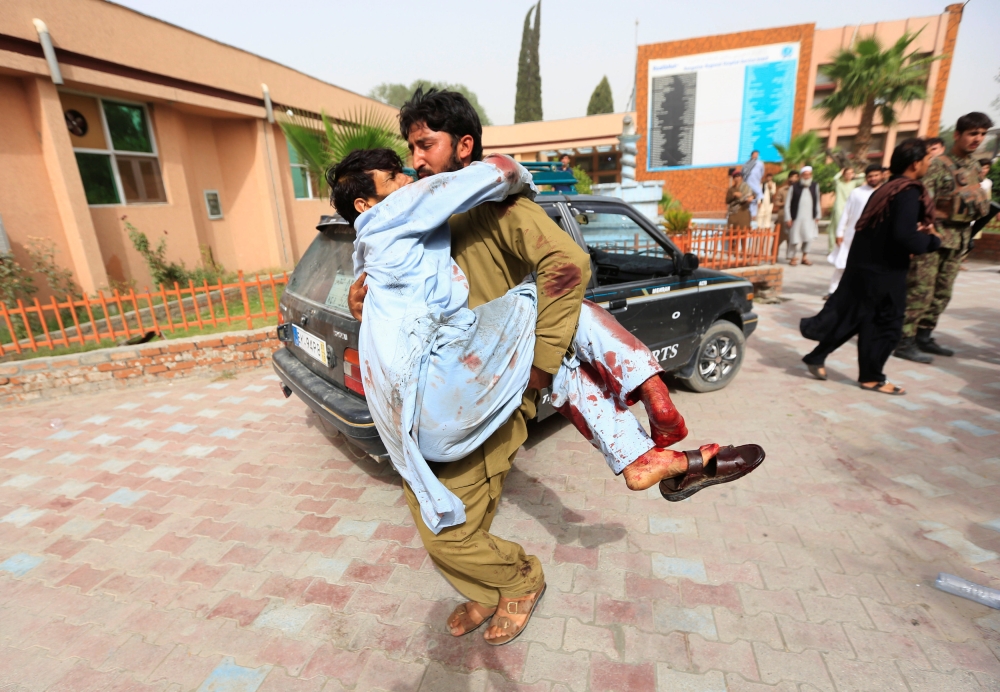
[784, 165, 821, 265]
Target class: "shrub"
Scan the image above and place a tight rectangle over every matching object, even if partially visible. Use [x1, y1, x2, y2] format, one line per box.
[0, 251, 36, 308]
[123, 218, 187, 287]
[26, 237, 79, 298]
[572, 166, 593, 194]
[661, 208, 692, 234]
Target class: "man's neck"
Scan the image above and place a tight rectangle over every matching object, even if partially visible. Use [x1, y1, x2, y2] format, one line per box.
[951, 144, 971, 160]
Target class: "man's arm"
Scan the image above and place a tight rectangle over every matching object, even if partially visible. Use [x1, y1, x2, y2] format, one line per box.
[892, 187, 941, 255]
[484, 197, 591, 375]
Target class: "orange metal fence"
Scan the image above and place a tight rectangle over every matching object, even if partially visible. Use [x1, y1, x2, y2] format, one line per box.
[590, 224, 780, 270]
[670, 224, 780, 269]
[1, 271, 288, 356]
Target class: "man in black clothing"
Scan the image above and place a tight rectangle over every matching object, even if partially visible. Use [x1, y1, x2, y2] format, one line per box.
[800, 138, 941, 395]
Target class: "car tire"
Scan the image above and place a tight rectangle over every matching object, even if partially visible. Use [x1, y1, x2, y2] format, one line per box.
[679, 320, 745, 393]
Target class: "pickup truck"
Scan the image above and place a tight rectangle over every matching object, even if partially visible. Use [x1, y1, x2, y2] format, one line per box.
[272, 192, 757, 460]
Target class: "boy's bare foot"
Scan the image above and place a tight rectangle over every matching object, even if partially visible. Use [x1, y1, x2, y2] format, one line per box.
[621, 443, 719, 491]
[637, 376, 688, 447]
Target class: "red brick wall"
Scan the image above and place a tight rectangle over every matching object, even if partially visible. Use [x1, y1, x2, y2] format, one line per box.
[636, 24, 815, 216]
[971, 233, 1000, 263]
[0, 327, 280, 406]
[725, 264, 784, 300]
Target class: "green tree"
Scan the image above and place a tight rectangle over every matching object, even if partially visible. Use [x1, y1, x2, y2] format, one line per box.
[773, 132, 839, 194]
[279, 107, 409, 199]
[818, 30, 940, 159]
[571, 166, 592, 194]
[587, 76, 614, 116]
[369, 80, 492, 126]
[514, 2, 542, 123]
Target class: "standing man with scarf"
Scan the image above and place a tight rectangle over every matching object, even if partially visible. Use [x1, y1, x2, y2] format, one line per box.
[800, 139, 940, 393]
[784, 165, 821, 265]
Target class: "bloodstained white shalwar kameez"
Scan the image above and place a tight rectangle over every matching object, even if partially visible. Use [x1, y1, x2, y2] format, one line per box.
[827, 183, 876, 294]
[353, 157, 660, 535]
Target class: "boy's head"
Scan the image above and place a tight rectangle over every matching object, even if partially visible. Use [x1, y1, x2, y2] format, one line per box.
[399, 87, 483, 179]
[327, 148, 410, 225]
[925, 137, 945, 158]
[889, 138, 930, 178]
[864, 163, 882, 186]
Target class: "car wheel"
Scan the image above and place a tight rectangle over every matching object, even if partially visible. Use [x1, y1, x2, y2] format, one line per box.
[680, 320, 745, 393]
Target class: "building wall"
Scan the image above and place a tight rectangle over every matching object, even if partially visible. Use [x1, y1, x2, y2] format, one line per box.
[0, 0, 397, 296]
[634, 6, 960, 216]
[635, 24, 816, 216]
[0, 75, 74, 298]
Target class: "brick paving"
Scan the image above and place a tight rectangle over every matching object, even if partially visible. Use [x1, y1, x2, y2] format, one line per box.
[1, 260, 1000, 691]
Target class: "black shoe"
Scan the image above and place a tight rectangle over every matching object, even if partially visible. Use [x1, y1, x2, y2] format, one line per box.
[893, 337, 933, 364]
[916, 328, 954, 357]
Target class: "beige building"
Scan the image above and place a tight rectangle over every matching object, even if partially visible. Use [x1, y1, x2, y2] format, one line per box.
[482, 111, 634, 185]
[0, 0, 397, 295]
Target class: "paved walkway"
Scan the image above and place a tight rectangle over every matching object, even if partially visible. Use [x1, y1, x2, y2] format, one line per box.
[2, 260, 999, 691]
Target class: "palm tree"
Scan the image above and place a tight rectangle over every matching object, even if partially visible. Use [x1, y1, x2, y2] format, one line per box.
[773, 132, 825, 178]
[818, 30, 940, 159]
[279, 107, 409, 198]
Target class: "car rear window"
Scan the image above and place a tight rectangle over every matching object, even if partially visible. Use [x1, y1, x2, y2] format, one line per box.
[286, 225, 356, 312]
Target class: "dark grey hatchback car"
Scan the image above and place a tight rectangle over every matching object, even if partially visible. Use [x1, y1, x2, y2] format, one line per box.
[272, 194, 757, 461]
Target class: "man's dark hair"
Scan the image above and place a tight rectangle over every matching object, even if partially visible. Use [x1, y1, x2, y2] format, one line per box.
[864, 163, 882, 176]
[399, 87, 483, 162]
[890, 138, 927, 175]
[979, 157, 993, 168]
[925, 136, 944, 148]
[560, 153, 572, 160]
[751, 149, 759, 156]
[956, 112, 993, 134]
[326, 148, 403, 225]
[787, 169, 799, 177]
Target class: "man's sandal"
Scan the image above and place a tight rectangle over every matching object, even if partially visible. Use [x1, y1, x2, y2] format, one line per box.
[659, 444, 765, 502]
[447, 602, 496, 637]
[484, 583, 546, 646]
[789, 258, 799, 266]
[860, 381, 905, 396]
[802, 257, 813, 266]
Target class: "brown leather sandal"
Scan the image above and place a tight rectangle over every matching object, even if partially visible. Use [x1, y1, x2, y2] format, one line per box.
[659, 444, 765, 502]
[447, 601, 496, 637]
[484, 583, 546, 646]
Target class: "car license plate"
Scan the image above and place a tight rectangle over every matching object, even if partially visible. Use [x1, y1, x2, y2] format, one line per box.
[292, 325, 328, 367]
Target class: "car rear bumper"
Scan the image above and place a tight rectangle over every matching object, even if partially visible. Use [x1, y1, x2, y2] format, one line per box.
[271, 347, 388, 460]
[742, 310, 758, 339]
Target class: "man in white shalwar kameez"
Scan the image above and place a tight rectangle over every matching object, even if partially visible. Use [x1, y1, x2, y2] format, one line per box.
[784, 165, 821, 265]
[742, 150, 765, 219]
[826, 164, 883, 297]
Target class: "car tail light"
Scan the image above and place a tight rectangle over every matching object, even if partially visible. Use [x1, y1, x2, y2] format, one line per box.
[343, 348, 365, 396]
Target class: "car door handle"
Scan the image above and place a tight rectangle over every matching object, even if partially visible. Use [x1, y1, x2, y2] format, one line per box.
[609, 299, 628, 314]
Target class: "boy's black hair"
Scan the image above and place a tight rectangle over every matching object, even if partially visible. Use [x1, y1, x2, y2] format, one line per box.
[399, 87, 483, 162]
[956, 112, 993, 134]
[326, 148, 403, 225]
[890, 138, 928, 176]
[925, 136, 944, 148]
[864, 163, 883, 175]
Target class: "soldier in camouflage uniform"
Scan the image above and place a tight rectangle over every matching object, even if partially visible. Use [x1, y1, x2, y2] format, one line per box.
[894, 112, 993, 363]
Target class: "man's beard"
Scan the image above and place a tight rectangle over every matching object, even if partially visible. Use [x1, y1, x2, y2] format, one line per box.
[416, 146, 464, 178]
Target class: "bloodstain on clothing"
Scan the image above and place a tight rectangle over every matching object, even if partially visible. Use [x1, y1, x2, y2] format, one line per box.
[489, 196, 519, 218]
[460, 353, 482, 370]
[556, 403, 594, 440]
[542, 262, 583, 298]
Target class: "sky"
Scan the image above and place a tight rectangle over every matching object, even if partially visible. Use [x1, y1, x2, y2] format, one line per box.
[112, 0, 999, 128]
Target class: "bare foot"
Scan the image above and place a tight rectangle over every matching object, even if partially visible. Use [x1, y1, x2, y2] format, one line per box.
[621, 443, 720, 491]
[638, 376, 688, 447]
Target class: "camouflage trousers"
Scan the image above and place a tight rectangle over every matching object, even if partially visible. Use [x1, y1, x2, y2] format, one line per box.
[902, 246, 962, 338]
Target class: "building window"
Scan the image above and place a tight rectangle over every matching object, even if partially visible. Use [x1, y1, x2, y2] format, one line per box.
[553, 145, 621, 184]
[288, 141, 321, 200]
[61, 92, 166, 206]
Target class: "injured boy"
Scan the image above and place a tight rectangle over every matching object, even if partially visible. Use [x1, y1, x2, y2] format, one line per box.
[333, 149, 764, 534]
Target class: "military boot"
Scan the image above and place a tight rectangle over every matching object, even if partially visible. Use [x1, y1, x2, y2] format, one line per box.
[916, 328, 954, 357]
[893, 336, 933, 364]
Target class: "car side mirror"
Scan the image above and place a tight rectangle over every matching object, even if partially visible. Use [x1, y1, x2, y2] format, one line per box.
[678, 252, 699, 275]
[575, 213, 589, 225]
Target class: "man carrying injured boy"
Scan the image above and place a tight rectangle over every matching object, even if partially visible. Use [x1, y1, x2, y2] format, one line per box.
[338, 89, 763, 646]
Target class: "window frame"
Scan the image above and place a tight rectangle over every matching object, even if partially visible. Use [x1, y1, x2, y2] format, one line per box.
[62, 90, 166, 207]
[286, 138, 321, 201]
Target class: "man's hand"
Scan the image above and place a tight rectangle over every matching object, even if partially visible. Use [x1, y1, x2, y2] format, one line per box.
[348, 272, 368, 322]
[835, 237, 843, 246]
[527, 366, 552, 391]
